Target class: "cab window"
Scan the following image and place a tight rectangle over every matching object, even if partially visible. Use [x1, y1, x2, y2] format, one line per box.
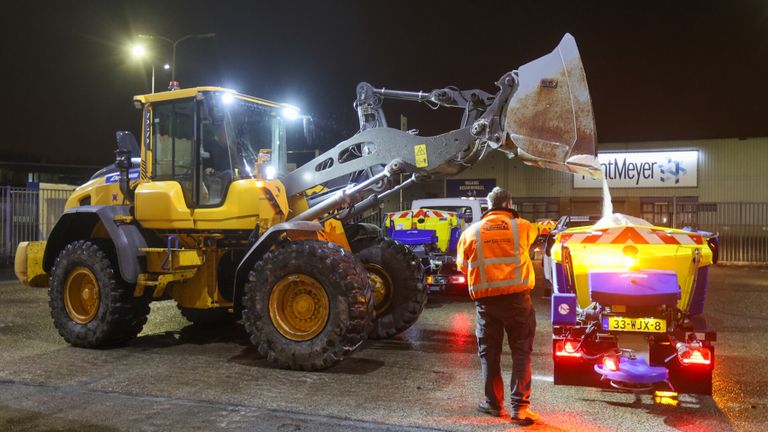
[152, 100, 195, 205]
[420, 206, 474, 222]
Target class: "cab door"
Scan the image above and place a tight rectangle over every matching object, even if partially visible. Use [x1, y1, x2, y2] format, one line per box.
[134, 99, 197, 229]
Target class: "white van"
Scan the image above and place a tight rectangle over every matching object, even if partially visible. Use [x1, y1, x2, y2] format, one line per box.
[410, 197, 489, 225]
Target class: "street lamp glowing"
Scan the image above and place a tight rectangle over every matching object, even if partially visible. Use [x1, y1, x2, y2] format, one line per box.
[131, 44, 147, 58]
[281, 105, 300, 120]
[163, 64, 170, 70]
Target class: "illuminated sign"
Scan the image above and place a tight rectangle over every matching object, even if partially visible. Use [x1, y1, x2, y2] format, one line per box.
[574, 151, 698, 188]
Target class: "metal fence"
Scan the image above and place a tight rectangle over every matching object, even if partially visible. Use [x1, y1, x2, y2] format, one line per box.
[0, 185, 74, 265]
[693, 202, 768, 264]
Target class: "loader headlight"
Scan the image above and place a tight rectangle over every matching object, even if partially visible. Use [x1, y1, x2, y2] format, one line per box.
[221, 92, 235, 105]
[281, 105, 300, 120]
[264, 165, 277, 180]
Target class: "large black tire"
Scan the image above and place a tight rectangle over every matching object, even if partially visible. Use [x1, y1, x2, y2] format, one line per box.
[49, 240, 150, 347]
[345, 223, 381, 253]
[242, 240, 373, 370]
[355, 238, 427, 339]
[178, 306, 237, 324]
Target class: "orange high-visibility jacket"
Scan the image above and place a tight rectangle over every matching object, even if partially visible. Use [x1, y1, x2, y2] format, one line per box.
[456, 210, 537, 300]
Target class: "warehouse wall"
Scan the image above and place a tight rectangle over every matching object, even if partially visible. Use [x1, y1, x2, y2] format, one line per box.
[452, 137, 768, 203]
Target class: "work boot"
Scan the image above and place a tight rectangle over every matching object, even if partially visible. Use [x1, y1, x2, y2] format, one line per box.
[477, 401, 506, 417]
[511, 406, 540, 422]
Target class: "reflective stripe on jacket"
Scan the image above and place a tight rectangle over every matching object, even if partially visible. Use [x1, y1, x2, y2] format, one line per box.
[456, 209, 537, 300]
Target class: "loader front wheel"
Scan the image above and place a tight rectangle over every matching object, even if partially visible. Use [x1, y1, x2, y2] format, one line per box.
[355, 238, 427, 339]
[49, 240, 149, 347]
[242, 240, 373, 370]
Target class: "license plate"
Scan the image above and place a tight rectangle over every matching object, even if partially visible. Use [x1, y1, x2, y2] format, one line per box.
[604, 316, 666, 333]
[427, 275, 448, 285]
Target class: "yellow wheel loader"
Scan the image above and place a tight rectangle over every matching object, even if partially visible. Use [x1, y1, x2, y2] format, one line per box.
[15, 34, 600, 370]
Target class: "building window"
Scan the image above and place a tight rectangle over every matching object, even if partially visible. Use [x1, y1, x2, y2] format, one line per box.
[517, 199, 559, 222]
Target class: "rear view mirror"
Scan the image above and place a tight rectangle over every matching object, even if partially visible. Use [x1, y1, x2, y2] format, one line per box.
[115, 131, 140, 158]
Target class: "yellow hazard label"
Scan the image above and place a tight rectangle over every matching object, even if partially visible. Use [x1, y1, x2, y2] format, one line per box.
[414, 144, 428, 168]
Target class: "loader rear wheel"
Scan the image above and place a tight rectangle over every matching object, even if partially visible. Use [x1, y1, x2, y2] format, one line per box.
[355, 238, 427, 339]
[242, 240, 373, 370]
[178, 306, 237, 325]
[49, 240, 150, 347]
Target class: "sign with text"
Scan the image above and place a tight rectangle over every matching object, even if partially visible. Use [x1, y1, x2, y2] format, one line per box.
[446, 178, 496, 197]
[574, 151, 698, 188]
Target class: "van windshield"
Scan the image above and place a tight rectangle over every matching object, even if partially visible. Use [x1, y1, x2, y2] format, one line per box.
[418, 206, 475, 222]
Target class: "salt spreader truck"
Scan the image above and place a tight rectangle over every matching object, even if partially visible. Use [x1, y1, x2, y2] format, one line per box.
[547, 215, 719, 395]
[385, 198, 489, 292]
[384, 207, 466, 292]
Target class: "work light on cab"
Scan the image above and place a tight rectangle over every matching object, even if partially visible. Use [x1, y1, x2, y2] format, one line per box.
[281, 105, 300, 120]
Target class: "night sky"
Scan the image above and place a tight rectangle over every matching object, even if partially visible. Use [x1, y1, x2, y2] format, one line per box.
[2, 0, 767, 168]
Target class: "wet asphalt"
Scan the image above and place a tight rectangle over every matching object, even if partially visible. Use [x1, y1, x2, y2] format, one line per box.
[0, 263, 766, 432]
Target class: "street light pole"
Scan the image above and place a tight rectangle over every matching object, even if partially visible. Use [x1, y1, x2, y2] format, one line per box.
[150, 64, 155, 94]
[138, 33, 215, 90]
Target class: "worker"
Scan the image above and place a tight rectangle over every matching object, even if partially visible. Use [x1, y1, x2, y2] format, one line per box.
[456, 186, 539, 423]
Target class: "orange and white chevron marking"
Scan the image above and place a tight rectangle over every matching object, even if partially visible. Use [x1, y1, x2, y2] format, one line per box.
[387, 209, 453, 220]
[559, 226, 704, 245]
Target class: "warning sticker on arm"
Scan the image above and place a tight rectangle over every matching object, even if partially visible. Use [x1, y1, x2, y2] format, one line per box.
[414, 144, 428, 168]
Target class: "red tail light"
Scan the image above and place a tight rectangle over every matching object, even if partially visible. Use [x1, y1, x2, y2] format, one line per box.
[449, 275, 466, 284]
[680, 347, 712, 365]
[603, 356, 619, 372]
[555, 340, 581, 357]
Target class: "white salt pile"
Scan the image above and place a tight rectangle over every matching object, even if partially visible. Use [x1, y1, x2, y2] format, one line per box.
[593, 213, 653, 228]
[601, 177, 613, 219]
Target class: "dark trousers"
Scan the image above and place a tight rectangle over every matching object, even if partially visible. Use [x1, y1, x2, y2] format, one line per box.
[475, 291, 536, 410]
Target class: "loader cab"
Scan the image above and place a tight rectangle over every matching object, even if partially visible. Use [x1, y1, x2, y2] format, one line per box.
[130, 87, 298, 209]
[136, 88, 289, 208]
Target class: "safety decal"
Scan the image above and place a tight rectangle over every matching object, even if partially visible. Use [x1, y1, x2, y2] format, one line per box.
[559, 226, 703, 245]
[387, 209, 452, 220]
[414, 144, 428, 168]
[104, 169, 140, 184]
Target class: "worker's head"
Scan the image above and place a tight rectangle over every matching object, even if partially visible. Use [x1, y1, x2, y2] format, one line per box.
[487, 187, 514, 210]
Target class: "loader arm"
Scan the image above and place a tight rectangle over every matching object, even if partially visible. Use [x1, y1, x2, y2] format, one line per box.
[286, 33, 600, 222]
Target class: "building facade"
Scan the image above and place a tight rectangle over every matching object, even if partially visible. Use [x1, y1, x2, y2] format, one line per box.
[444, 137, 768, 223]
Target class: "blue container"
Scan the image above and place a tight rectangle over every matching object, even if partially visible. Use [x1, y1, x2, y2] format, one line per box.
[688, 266, 709, 316]
[390, 229, 437, 246]
[589, 270, 680, 307]
[553, 263, 573, 294]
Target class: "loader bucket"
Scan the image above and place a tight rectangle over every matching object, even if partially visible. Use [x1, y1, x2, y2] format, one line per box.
[498, 33, 600, 178]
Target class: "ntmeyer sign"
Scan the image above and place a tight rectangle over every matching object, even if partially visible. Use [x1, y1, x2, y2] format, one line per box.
[446, 178, 496, 197]
[574, 151, 698, 188]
